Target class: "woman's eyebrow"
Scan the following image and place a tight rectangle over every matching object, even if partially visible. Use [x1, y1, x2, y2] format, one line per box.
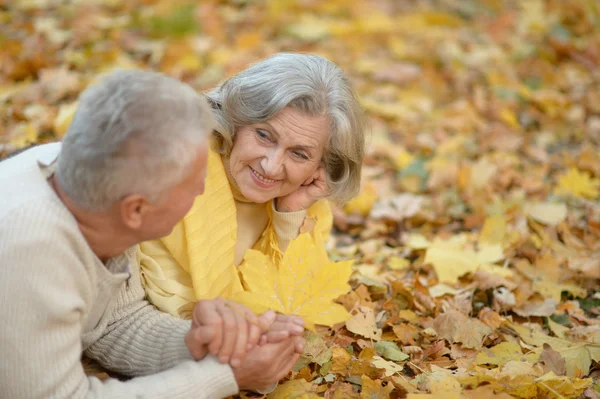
[291, 144, 316, 151]
[263, 121, 280, 138]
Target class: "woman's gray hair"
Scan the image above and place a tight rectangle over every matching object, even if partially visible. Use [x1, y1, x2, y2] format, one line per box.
[56, 69, 214, 211]
[206, 53, 366, 204]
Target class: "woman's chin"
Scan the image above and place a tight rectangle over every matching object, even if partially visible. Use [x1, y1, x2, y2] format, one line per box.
[240, 187, 277, 204]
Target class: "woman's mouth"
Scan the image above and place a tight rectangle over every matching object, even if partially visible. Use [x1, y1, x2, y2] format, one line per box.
[250, 167, 278, 186]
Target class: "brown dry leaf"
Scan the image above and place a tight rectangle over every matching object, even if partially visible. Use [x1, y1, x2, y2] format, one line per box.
[346, 306, 383, 340]
[513, 298, 557, 317]
[325, 381, 360, 399]
[392, 323, 420, 345]
[433, 309, 493, 350]
[539, 343, 567, 376]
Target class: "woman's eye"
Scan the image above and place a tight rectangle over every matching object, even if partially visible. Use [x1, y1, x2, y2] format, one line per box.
[256, 129, 271, 141]
[293, 151, 309, 160]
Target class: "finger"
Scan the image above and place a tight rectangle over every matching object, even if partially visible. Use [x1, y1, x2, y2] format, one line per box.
[215, 301, 238, 364]
[194, 300, 223, 356]
[264, 329, 290, 343]
[269, 315, 305, 335]
[229, 304, 249, 368]
[257, 310, 276, 332]
[294, 336, 306, 354]
[240, 307, 262, 350]
[184, 326, 214, 360]
[247, 322, 262, 351]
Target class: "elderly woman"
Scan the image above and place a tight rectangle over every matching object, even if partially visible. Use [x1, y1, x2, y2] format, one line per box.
[138, 53, 366, 318]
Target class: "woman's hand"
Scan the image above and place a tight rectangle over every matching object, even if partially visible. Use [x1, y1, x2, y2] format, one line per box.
[275, 167, 328, 212]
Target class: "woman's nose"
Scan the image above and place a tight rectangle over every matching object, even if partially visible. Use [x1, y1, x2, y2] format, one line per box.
[261, 150, 284, 178]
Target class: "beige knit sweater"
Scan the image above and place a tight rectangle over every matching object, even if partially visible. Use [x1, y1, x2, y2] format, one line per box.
[0, 143, 238, 399]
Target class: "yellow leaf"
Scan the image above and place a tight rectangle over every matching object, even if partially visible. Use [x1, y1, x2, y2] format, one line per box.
[9, 123, 39, 150]
[524, 202, 568, 226]
[236, 234, 352, 330]
[392, 147, 414, 170]
[360, 375, 394, 399]
[532, 279, 587, 303]
[387, 256, 410, 271]
[428, 283, 457, 298]
[499, 108, 520, 129]
[554, 168, 600, 199]
[286, 16, 331, 41]
[344, 182, 378, 216]
[430, 376, 461, 394]
[405, 233, 432, 249]
[425, 246, 503, 283]
[371, 355, 403, 377]
[330, 347, 352, 375]
[476, 341, 539, 367]
[53, 101, 79, 137]
[534, 372, 591, 398]
[509, 323, 600, 377]
[346, 305, 382, 340]
[479, 215, 506, 245]
[268, 379, 318, 399]
[470, 158, 498, 189]
[548, 318, 569, 339]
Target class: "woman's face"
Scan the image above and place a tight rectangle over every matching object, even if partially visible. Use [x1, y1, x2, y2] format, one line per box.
[228, 107, 328, 204]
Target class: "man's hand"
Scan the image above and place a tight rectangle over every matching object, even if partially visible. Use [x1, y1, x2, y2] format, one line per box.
[185, 299, 274, 367]
[233, 336, 305, 392]
[259, 314, 305, 346]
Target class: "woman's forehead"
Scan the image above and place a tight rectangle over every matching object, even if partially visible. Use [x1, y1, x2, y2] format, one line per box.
[262, 108, 329, 146]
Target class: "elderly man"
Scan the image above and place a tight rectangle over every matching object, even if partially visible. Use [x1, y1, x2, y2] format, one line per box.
[0, 70, 304, 398]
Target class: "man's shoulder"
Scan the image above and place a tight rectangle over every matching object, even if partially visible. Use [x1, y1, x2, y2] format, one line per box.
[0, 143, 63, 220]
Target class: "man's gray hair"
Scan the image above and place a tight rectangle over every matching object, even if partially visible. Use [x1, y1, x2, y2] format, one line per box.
[56, 69, 214, 210]
[206, 53, 366, 204]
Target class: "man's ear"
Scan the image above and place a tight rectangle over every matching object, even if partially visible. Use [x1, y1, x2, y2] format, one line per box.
[120, 194, 148, 230]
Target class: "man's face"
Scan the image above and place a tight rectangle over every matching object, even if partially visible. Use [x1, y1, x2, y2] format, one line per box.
[138, 144, 209, 240]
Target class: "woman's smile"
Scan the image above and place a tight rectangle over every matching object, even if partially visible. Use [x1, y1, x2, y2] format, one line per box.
[249, 166, 279, 187]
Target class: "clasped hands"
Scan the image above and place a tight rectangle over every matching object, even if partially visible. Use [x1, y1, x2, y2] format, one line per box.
[184, 298, 305, 391]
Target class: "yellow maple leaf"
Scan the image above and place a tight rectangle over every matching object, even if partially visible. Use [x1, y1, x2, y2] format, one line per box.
[554, 168, 600, 199]
[236, 233, 352, 330]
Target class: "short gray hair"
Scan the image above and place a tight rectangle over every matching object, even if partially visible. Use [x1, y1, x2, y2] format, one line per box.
[56, 69, 214, 210]
[206, 53, 366, 204]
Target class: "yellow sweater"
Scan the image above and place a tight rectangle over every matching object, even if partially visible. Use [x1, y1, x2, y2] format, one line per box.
[137, 149, 332, 318]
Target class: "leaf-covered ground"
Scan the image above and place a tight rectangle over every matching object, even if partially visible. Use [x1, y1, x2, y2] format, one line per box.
[2, 0, 599, 398]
